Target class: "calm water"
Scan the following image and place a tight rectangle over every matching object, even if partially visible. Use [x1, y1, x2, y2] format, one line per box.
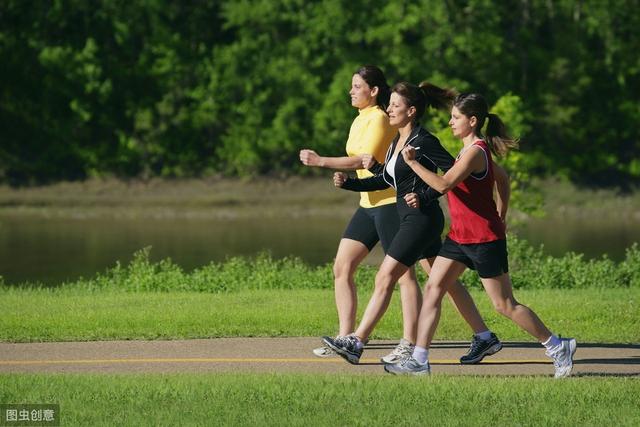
[1, 214, 638, 285]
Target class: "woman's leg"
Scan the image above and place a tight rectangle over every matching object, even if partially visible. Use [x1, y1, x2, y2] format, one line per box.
[396, 266, 422, 343]
[418, 258, 488, 334]
[353, 255, 409, 341]
[480, 273, 552, 341]
[415, 257, 468, 349]
[385, 257, 468, 375]
[480, 273, 577, 378]
[333, 238, 370, 336]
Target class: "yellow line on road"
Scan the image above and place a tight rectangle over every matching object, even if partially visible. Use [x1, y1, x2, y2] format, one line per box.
[0, 358, 550, 366]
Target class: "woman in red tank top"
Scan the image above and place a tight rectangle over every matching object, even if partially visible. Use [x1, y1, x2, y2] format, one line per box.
[385, 93, 577, 378]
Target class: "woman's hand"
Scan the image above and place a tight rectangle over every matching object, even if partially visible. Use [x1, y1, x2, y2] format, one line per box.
[404, 192, 419, 209]
[299, 149, 322, 167]
[401, 146, 417, 165]
[361, 154, 376, 170]
[333, 172, 348, 187]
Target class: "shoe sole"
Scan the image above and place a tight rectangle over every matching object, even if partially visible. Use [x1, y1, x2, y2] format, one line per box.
[322, 337, 361, 365]
[459, 342, 503, 365]
[554, 339, 577, 378]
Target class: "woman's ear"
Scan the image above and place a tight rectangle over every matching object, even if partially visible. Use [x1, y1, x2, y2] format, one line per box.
[469, 115, 478, 128]
[370, 86, 379, 98]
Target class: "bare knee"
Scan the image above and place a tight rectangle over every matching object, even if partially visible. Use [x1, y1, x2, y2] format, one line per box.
[373, 270, 397, 293]
[492, 299, 516, 317]
[422, 281, 445, 310]
[333, 258, 358, 282]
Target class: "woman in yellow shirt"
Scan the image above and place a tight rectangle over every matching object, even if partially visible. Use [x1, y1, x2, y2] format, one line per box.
[301, 66, 421, 360]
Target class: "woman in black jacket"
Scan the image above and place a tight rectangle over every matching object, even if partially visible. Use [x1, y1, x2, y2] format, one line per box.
[324, 82, 508, 365]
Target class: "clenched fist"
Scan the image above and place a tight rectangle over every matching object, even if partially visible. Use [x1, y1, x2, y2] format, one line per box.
[300, 149, 321, 166]
[402, 146, 417, 163]
[361, 154, 376, 170]
[404, 192, 419, 209]
[333, 172, 348, 187]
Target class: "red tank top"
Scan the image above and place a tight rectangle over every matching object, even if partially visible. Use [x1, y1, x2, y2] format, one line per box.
[447, 140, 506, 244]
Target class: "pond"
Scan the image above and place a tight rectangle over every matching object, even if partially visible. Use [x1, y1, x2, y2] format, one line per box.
[1, 212, 638, 285]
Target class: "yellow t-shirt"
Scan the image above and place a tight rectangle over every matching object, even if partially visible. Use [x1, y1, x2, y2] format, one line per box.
[345, 105, 397, 208]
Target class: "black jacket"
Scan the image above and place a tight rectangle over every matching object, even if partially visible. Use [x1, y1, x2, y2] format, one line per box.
[342, 125, 451, 209]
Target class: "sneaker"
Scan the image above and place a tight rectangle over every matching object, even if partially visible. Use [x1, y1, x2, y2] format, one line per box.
[459, 333, 503, 364]
[322, 335, 363, 364]
[380, 338, 414, 364]
[546, 337, 577, 378]
[312, 344, 335, 358]
[384, 356, 431, 376]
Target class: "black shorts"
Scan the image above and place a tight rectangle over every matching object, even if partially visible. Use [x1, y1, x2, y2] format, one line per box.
[438, 237, 509, 278]
[342, 204, 399, 253]
[386, 203, 444, 267]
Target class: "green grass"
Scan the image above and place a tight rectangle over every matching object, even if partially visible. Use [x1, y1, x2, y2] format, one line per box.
[0, 373, 638, 426]
[0, 287, 637, 343]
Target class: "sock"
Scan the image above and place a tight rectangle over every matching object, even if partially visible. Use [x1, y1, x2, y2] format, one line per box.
[542, 334, 561, 350]
[412, 346, 429, 364]
[475, 330, 493, 341]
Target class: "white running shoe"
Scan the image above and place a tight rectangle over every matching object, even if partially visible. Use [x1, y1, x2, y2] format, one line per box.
[546, 337, 577, 378]
[312, 344, 335, 357]
[380, 338, 414, 364]
[384, 356, 431, 376]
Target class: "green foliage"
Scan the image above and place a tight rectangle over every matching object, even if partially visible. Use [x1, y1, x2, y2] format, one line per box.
[38, 236, 640, 294]
[0, 0, 638, 186]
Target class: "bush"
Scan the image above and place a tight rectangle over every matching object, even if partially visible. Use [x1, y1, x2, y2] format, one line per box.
[47, 236, 640, 293]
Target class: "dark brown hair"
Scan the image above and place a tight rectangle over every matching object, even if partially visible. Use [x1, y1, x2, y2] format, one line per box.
[453, 93, 519, 157]
[355, 65, 391, 111]
[391, 81, 456, 120]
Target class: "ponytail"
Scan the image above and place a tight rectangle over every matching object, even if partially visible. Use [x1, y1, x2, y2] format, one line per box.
[392, 81, 456, 121]
[485, 113, 519, 157]
[454, 93, 519, 157]
[419, 82, 456, 112]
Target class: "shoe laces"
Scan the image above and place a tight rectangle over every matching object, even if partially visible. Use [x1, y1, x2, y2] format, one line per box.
[340, 335, 360, 349]
[392, 341, 413, 356]
[467, 335, 483, 353]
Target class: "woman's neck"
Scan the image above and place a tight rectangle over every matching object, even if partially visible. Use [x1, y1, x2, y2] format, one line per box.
[359, 102, 377, 111]
[462, 132, 481, 147]
[398, 121, 415, 139]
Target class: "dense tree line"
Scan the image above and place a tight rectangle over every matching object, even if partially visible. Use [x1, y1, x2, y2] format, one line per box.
[0, 0, 638, 187]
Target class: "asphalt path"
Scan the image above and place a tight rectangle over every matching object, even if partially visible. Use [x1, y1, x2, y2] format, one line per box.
[1, 338, 638, 377]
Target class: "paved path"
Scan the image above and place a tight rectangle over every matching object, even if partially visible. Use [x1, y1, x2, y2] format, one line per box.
[1, 338, 638, 377]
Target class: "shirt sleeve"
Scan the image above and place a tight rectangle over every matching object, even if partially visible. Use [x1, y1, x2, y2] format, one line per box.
[360, 113, 394, 163]
[419, 135, 455, 173]
[341, 174, 390, 192]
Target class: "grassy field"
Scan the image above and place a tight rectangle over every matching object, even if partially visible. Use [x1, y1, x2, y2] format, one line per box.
[0, 287, 638, 343]
[0, 373, 638, 426]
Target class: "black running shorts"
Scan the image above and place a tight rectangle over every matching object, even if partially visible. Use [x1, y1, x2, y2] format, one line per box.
[342, 203, 399, 253]
[385, 203, 444, 267]
[438, 237, 509, 278]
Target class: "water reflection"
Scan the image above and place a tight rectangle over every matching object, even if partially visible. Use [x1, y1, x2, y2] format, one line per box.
[0, 214, 637, 285]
